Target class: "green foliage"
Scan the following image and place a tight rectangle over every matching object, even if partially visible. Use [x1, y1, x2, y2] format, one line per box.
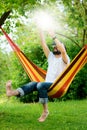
[61, 0, 87, 45]
[0, 0, 36, 15]
[0, 49, 11, 93]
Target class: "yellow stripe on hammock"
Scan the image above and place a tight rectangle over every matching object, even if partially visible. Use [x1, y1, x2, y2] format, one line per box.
[16, 51, 45, 81]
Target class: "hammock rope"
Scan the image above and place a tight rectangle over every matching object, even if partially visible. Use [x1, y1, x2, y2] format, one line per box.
[0, 27, 87, 98]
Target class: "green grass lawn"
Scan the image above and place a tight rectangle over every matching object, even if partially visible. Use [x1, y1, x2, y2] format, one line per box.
[0, 98, 87, 130]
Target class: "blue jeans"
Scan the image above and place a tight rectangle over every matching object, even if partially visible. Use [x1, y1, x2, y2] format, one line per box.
[17, 82, 52, 104]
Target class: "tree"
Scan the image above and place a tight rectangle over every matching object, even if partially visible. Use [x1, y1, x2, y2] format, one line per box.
[61, 0, 87, 46]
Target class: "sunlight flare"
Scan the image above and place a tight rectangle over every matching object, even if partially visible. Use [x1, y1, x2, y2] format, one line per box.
[34, 11, 55, 31]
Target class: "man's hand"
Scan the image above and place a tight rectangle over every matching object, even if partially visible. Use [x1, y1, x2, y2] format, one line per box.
[48, 29, 56, 39]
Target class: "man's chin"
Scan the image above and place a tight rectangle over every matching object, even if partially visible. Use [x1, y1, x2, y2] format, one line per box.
[53, 51, 61, 55]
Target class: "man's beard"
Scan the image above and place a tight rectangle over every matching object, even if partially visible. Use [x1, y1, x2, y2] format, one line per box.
[53, 50, 61, 55]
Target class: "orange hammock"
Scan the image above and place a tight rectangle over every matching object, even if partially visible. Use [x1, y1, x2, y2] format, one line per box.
[0, 27, 87, 98]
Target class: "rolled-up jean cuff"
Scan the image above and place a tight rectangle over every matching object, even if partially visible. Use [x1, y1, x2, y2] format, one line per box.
[17, 88, 24, 96]
[39, 98, 48, 104]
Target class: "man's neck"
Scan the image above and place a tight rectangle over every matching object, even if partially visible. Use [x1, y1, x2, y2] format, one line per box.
[54, 54, 61, 58]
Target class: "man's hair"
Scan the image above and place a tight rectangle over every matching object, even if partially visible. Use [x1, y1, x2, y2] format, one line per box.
[52, 41, 67, 51]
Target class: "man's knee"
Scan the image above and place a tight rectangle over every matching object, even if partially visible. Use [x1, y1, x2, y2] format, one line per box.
[37, 82, 44, 91]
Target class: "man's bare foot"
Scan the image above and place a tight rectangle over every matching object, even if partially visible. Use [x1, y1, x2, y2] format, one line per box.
[38, 111, 49, 122]
[6, 80, 12, 97]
